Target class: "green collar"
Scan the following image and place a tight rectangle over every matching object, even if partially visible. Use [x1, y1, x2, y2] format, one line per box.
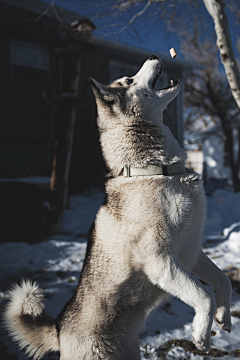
[122, 163, 186, 177]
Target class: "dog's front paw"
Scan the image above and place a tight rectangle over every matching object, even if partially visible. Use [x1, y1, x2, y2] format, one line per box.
[215, 307, 232, 333]
[192, 333, 211, 353]
[214, 275, 232, 333]
[192, 313, 212, 353]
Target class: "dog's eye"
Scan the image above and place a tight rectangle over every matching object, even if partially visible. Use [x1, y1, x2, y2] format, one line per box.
[126, 78, 133, 85]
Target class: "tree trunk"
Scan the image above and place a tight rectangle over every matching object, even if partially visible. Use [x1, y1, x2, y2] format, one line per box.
[203, 0, 240, 109]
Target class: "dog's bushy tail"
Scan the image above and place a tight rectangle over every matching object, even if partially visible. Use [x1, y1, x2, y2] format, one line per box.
[4, 280, 59, 360]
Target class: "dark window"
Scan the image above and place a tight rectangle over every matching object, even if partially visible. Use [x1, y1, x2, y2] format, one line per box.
[10, 39, 49, 88]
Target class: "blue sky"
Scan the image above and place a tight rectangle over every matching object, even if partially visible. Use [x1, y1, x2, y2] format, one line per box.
[42, 0, 239, 61]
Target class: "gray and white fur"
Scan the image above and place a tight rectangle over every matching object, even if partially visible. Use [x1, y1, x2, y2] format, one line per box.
[4, 56, 232, 360]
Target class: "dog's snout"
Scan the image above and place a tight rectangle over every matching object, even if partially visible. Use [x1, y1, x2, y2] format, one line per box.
[149, 55, 159, 61]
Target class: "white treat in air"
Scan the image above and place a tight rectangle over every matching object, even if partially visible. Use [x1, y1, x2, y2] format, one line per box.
[169, 48, 177, 58]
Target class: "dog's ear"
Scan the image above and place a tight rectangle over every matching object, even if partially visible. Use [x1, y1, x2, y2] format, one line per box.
[88, 77, 114, 102]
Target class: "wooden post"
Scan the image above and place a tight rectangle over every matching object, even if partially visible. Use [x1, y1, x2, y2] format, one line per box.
[49, 47, 82, 229]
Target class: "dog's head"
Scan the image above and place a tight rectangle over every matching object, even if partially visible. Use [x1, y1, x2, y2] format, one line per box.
[89, 55, 184, 176]
[89, 55, 180, 128]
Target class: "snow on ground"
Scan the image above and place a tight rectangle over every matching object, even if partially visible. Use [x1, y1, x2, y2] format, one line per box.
[0, 187, 240, 360]
[205, 188, 240, 237]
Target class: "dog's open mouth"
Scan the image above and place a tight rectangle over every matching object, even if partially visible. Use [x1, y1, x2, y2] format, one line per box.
[161, 79, 179, 90]
[151, 68, 162, 90]
[151, 69, 179, 91]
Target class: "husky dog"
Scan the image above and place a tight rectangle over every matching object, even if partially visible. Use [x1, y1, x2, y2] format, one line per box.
[4, 55, 232, 360]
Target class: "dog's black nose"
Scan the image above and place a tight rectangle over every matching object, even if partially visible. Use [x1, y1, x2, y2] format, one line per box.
[149, 54, 158, 60]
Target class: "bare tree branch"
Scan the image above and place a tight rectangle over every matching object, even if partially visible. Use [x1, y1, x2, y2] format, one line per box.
[101, 0, 152, 36]
[35, 0, 65, 24]
[35, 0, 56, 21]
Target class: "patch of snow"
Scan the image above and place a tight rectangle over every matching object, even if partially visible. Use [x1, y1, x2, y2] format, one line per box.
[205, 188, 240, 237]
[61, 188, 104, 236]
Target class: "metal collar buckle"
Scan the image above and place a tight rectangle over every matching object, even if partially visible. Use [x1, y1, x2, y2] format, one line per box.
[123, 165, 130, 177]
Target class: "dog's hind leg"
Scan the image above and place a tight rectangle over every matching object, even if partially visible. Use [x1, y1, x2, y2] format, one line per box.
[144, 254, 216, 352]
[192, 250, 232, 333]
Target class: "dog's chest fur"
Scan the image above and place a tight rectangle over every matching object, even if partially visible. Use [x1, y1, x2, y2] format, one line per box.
[95, 174, 205, 276]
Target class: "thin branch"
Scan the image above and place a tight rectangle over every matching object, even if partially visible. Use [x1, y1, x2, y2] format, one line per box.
[35, 0, 56, 22]
[52, 5, 65, 24]
[116, 0, 152, 35]
[35, 0, 64, 24]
